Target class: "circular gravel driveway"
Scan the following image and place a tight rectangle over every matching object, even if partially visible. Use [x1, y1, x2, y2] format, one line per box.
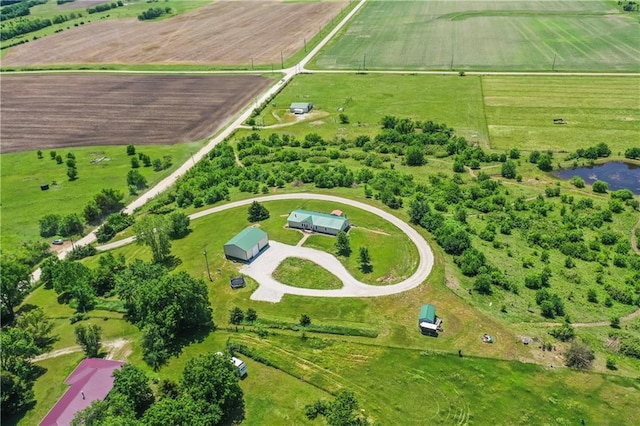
[218, 193, 436, 302]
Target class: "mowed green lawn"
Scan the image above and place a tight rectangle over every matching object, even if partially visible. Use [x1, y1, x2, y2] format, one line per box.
[313, 0, 640, 71]
[0, 143, 202, 250]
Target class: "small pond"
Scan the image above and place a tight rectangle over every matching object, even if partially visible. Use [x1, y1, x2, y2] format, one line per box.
[553, 161, 640, 194]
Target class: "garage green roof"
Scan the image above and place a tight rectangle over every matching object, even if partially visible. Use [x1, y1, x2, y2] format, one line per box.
[419, 304, 436, 323]
[224, 227, 267, 251]
[287, 210, 348, 231]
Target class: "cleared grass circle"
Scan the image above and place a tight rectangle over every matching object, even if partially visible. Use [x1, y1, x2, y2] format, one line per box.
[272, 257, 343, 290]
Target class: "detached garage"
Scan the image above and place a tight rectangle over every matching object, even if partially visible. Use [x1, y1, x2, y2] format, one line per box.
[224, 227, 269, 262]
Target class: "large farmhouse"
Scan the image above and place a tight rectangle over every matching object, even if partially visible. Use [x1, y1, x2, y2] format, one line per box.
[287, 209, 349, 236]
[224, 227, 269, 261]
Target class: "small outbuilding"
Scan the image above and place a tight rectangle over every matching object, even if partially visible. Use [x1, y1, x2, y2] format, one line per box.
[40, 183, 49, 191]
[418, 304, 442, 336]
[287, 209, 349, 236]
[224, 227, 269, 262]
[230, 276, 246, 289]
[290, 102, 313, 114]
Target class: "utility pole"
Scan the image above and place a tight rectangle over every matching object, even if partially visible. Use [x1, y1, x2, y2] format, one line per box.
[281, 51, 284, 69]
[552, 54, 557, 72]
[251, 57, 254, 70]
[203, 248, 212, 281]
[363, 53, 366, 70]
[304, 37, 307, 52]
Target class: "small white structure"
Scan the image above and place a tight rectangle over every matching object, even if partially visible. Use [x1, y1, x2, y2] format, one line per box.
[216, 352, 247, 377]
[224, 227, 269, 261]
[232, 356, 248, 377]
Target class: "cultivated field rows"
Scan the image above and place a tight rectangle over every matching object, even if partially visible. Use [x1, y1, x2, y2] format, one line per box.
[0, 74, 271, 152]
[2, 0, 348, 67]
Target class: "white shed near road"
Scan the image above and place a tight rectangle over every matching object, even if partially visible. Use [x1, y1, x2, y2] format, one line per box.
[224, 227, 269, 261]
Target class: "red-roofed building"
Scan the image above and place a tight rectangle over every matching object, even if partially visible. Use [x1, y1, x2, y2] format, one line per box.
[40, 358, 125, 426]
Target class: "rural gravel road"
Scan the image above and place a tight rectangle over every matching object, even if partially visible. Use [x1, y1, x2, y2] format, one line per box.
[97, 193, 435, 303]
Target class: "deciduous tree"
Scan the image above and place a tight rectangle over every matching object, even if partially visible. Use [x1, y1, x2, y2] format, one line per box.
[112, 364, 155, 417]
[135, 215, 172, 264]
[74, 323, 102, 358]
[181, 352, 244, 424]
[0, 259, 31, 323]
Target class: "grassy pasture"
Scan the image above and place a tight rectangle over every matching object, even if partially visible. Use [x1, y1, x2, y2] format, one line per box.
[312, 0, 640, 71]
[226, 333, 640, 425]
[273, 257, 344, 289]
[257, 73, 489, 143]
[254, 73, 639, 154]
[482, 75, 640, 154]
[0, 143, 202, 250]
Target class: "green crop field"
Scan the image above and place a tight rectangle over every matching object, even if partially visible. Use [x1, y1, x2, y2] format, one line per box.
[0, 142, 203, 251]
[312, 0, 640, 71]
[254, 73, 639, 154]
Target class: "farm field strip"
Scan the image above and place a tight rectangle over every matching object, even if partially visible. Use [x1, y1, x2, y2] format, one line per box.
[2, 0, 349, 67]
[0, 74, 272, 153]
[312, 0, 640, 71]
[481, 75, 640, 153]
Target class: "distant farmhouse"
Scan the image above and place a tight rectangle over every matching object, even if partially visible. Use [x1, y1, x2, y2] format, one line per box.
[224, 227, 269, 262]
[289, 102, 313, 114]
[287, 209, 349, 236]
[40, 358, 124, 426]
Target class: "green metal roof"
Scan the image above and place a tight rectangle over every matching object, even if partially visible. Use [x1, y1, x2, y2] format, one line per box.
[419, 304, 436, 323]
[224, 227, 267, 251]
[287, 209, 348, 231]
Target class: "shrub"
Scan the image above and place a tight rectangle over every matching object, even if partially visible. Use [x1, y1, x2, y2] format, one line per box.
[299, 314, 311, 327]
[565, 341, 595, 370]
[592, 180, 608, 193]
[549, 322, 575, 342]
[570, 176, 585, 188]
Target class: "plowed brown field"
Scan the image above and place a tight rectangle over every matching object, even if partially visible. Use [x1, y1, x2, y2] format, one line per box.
[0, 74, 271, 153]
[2, 0, 347, 67]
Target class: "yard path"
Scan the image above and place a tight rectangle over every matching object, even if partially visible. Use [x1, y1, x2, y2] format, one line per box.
[32, 338, 132, 362]
[524, 306, 640, 328]
[96, 193, 435, 303]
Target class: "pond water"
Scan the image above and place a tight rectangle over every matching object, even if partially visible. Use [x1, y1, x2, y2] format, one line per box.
[553, 161, 640, 194]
